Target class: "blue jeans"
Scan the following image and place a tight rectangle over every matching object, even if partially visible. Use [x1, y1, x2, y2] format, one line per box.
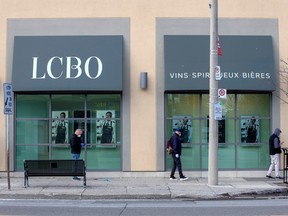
[72, 153, 80, 178]
[72, 153, 80, 160]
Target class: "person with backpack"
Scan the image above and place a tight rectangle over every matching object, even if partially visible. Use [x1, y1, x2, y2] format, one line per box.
[169, 128, 188, 181]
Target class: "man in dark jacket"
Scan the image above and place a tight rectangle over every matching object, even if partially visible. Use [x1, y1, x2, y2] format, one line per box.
[266, 128, 283, 179]
[169, 128, 188, 181]
[70, 129, 83, 180]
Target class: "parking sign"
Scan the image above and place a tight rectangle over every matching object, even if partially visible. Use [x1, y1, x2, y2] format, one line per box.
[4, 83, 13, 115]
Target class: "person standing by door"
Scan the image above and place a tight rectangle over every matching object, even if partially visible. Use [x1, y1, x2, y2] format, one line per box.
[70, 129, 83, 180]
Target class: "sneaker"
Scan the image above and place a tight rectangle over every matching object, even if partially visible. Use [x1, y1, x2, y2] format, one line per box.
[73, 177, 81, 181]
[266, 175, 274, 179]
[169, 176, 177, 180]
[275, 176, 283, 179]
[180, 176, 188, 181]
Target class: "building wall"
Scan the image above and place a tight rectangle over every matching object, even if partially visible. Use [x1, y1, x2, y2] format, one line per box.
[1, 0, 288, 172]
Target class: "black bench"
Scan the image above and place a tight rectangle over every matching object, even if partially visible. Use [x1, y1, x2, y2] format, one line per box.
[24, 159, 86, 188]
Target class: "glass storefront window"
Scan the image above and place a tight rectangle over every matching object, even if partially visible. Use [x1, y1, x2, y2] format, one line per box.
[237, 94, 270, 117]
[16, 95, 49, 118]
[166, 94, 200, 118]
[16, 120, 49, 145]
[165, 93, 271, 171]
[15, 93, 121, 171]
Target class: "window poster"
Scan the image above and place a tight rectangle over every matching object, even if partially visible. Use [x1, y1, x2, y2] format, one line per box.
[172, 116, 192, 143]
[241, 116, 260, 143]
[73, 110, 91, 143]
[206, 116, 226, 143]
[96, 110, 116, 144]
[52, 111, 68, 144]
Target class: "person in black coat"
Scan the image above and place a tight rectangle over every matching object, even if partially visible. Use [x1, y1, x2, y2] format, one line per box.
[266, 128, 284, 179]
[70, 129, 83, 180]
[169, 128, 188, 181]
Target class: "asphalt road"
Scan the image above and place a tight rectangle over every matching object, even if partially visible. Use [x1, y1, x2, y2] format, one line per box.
[0, 198, 288, 216]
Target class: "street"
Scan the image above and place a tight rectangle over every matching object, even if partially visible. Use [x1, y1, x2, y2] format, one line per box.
[0, 199, 287, 216]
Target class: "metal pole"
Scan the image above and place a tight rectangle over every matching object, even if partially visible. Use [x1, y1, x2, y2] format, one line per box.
[6, 115, 11, 190]
[208, 0, 219, 186]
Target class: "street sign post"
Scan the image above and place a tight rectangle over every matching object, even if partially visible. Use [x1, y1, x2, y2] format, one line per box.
[3, 83, 12, 190]
[4, 83, 13, 115]
[214, 101, 222, 120]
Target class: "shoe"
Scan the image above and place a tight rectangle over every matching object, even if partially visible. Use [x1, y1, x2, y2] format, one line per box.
[266, 175, 274, 179]
[180, 176, 188, 181]
[169, 176, 177, 180]
[73, 177, 81, 181]
[275, 176, 283, 179]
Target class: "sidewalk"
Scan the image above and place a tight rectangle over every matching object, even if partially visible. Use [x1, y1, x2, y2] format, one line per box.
[0, 173, 287, 200]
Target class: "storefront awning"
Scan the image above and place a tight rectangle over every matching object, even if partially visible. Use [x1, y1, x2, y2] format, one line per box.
[12, 36, 123, 92]
[165, 35, 276, 91]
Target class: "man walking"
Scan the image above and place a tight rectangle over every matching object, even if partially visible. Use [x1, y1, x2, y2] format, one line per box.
[70, 129, 83, 180]
[266, 128, 283, 179]
[170, 128, 188, 181]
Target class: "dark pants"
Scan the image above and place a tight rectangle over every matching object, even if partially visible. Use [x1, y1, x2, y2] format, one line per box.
[170, 154, 184, 178]
[72, 153, 80, 178]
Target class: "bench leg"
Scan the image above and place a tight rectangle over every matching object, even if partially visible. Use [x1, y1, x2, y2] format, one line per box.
[24, 172, 29, 188]
[83, 174, 87, 187]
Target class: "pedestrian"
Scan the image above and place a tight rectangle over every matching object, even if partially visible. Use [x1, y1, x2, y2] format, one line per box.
[169, 128, 188, 181]
[266, 128, 284, 179]
[70, 128, 83, 180]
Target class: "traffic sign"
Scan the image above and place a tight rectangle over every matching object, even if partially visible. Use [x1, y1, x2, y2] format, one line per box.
[4, 83, 13, 115]
[215, 66, 221, 80]
[218, 88, 227, 99]
[214, 101, 222, 120]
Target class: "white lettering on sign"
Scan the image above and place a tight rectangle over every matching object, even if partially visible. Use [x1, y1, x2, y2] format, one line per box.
[168, 72, 271, 80]
[32, 56, 103, 80]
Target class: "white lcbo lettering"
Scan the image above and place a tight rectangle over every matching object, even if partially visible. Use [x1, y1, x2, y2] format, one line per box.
[32, 56, 103, 79]
[66, 56, 81, 79]
[32, 57, 45, 79]
[85, 56, 103, 79]
[47, 56, 63, 79]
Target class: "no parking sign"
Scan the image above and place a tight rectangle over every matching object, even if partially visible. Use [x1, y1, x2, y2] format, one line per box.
[218, 88, 227, 99]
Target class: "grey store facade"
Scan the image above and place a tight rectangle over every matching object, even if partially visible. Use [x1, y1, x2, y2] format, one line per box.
[8, 19, 131, 171]
[12, 35, 124, 171]
[164, 35, 275, 171]
[156, 18, 280, 172]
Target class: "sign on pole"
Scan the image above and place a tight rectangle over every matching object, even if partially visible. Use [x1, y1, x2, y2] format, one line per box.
[4, 83, 13, 115]
[218, 88, 227, 99]
[214, 101, 222, 120]
[215, 66, 221, 81]
[3, 83, 12, 190]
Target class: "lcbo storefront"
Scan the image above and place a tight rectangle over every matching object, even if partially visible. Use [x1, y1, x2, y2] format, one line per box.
[164, 35, 276, 171]
[9, 18, 280, 173]
[12, 36, 124, 171]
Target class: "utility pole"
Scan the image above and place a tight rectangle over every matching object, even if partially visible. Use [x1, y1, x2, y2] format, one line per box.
[208, 0, 219, 186]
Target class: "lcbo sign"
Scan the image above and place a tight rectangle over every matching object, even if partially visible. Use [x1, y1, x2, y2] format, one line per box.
[32, 56, 103, 79]
[12, 36, 123, 91]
